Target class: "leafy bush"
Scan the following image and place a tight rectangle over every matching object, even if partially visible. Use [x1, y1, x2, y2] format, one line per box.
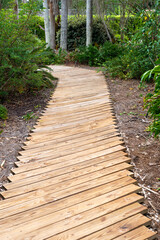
[141, 61, 160, 138]
[0, 105, 8, 120]
[28, 15, 45, 41]
[103, 3, 160, 80]
[0, 2, 56, 101]
[57, 16, 111, 51]
[72, 42, 122, 67]
[73, 45, 100, 66]
[99, 41, 123, 62]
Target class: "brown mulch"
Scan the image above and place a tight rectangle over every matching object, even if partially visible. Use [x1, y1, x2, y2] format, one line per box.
[0, 87, 56, 186]
[106, 75, 160, 238]
[0, 65, 159, 237]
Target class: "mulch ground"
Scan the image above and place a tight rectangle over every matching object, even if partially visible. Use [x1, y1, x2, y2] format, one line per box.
[0, 87, 56, 186]
[106, 75, 160, 238]
[0, 65, 159, 238]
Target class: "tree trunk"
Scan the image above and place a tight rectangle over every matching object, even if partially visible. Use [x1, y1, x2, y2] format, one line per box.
[102, 18, 113, 43]
[49, 0, 56, 50]
[120, 3, 126, 41]
[43, 0, 50, 48]
[86, 0, 92, 46]
[14, 0, 19, 19]
[95, 0, 112, 43]
[60, 0, 68, 50]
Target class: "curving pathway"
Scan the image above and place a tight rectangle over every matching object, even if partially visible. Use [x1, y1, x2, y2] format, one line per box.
[0, 66, 157, 239]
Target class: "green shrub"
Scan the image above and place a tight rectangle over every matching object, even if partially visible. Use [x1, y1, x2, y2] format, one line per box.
[28, 15, 45, 41]
[71, 41, 123, 67]
[0, 105, 8, 120]
[103, 4, 160, 80]
[141, 62, 160, 138]
[108, 15, 144, 41]
[57, 16, 111, 51]
[0, 3, 56, 100]
[73, 45, 100, 66]
[99, 41, 123, 62]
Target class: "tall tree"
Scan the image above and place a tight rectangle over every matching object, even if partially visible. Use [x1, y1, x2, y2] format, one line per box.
[94, 0, 113, 43]
[15, 0, 19, 19]
[60, 0, 68, 50]
[49, 0, 56, 50]
[43, 0, 50, 48]
[86, 0, 92, 46]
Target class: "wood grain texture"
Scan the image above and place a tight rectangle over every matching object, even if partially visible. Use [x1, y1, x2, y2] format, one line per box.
[0, 66, 156, 239]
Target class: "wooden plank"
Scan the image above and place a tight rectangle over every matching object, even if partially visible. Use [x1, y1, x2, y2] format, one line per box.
[5, 152, 128, 189]
[0, 170, 133, 210]
[35, 109, 114, 127]
[27, 118, 116, 141]
[0, 195, 144, 239]
[24, 125, 118, 148]
[0, 183, 140, 230]
[81, 214, 151, 239]
[113, 225, 157, 240]
[39, 203, 147, 240]
[29, 118, 116, 139]
[37, 107, 113, 122]
[18, 136, 122, 161]
[3, 162, 132, 198]
[16, 139, 123, 166]
[11, 145, 126, 180]
[0, 176, 136, 220]
[21, 129, 119, 154]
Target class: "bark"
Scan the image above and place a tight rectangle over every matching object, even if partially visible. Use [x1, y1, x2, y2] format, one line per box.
[120, 4, 126, 41]
[60, 0, 68, 50]
[43, 0, 50, 48]
[49, 0, 56, 50]
[102, 18, 113, 43]
[14, 0, 19, 19]
[95, 0, 113, 43]
[86, 0, 92, 46]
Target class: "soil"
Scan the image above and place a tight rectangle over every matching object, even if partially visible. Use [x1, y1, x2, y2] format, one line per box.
[0, 65, 159, 237]
[0, 86, 57, 186]
[106, 75, 160, 238]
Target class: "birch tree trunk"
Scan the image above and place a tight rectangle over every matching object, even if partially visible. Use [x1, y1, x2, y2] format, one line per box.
[86, 0, 92, 46]
[43, 0, 50, 48]
[60, 0, 68, 50]
[49, 0, 56, 50]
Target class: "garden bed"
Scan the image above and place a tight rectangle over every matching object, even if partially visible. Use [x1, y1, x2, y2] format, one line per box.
[0, 87, 56, 186]
[106, 75, 160, 238]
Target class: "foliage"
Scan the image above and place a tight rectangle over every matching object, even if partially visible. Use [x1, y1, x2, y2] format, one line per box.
[57, 16, 113, 51]
[107, 15, 144, 41]
[28, 15, 45, 41]
[72, 41, 122, 67]
[56, 15, 146, 51]
[141, 61, 160, 138]
[103, 1, 160, 79]
[73, 45, 100, 66]
[0, 1, 56, 101]
[22, 111, 37, 120]
[0, 105, 8, 120]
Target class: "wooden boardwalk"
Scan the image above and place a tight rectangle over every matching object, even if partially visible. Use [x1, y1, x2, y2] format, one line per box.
[0, 66, 157, 239]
